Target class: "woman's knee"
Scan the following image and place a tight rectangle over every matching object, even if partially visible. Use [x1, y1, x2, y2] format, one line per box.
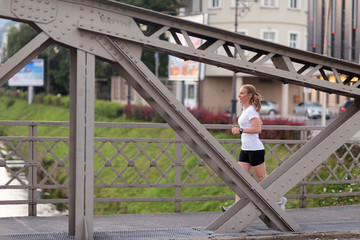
[257, 174, 267, 182]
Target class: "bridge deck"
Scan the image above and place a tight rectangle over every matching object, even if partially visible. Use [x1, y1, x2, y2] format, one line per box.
[0, 205, 359, 239]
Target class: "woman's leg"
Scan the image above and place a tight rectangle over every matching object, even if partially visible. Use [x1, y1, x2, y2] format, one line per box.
[235, 162, 252, 202]
[253, 162, 286, 210]
[252, 162, 267, 182]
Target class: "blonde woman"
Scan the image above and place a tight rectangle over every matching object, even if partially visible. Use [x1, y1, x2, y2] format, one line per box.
[222, 84, 286, 211]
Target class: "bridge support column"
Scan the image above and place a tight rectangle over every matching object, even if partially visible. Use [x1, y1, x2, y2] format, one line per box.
[69, 49, 95, 240]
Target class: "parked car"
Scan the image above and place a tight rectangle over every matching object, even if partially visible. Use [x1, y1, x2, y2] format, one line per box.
[260, 100, 280, 116]
[293, 101, 331, 119]
[339, 100, 354, 113]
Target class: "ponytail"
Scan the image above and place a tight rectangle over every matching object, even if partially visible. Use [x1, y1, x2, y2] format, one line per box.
[242, 84, 262, 112]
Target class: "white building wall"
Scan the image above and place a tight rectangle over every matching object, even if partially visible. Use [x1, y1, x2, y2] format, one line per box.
[197, 0, 308, 115]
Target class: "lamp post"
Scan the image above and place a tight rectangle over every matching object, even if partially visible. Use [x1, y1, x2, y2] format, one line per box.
[321, 0, 331, 127]
[231, 0, 239, 123]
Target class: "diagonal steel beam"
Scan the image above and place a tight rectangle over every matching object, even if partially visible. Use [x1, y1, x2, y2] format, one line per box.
[207, 99, 360, 233]
[96, 35, 301, 232]
[0, 32, 52, 87]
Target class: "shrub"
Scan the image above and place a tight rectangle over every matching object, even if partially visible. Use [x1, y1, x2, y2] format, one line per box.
[123, 105, 230, 124]
[61, 95, 70, 108]
[95, 100, 123, 119]
[260, 116, 305, 139]
[36, 93, 45, 104]
[188, 107, 231, 124]
[124, 104, 136, 120]
[19, 91, 27, 100]
[124, 105, 157, 122]
[3, 97, 15, 108]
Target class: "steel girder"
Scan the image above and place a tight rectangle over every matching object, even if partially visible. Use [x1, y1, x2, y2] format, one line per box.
[0, 0, 360, 238]
[68, 49, 95, 240]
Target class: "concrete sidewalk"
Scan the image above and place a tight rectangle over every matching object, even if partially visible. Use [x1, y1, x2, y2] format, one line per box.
[0, 205, 359, 239]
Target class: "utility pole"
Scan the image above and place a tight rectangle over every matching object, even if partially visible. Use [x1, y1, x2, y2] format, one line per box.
[231, 0, 239, 123]
[321, 0, 331, 127]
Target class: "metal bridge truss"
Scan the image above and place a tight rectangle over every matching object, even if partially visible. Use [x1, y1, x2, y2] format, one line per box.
[0, 0, 359, 239]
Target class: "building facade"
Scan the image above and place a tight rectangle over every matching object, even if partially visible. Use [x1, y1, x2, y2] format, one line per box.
[177, 0, 307, 116]
[306, 0, 359, 113]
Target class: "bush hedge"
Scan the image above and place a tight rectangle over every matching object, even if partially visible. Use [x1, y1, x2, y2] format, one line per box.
[0, 90, 305, 129]
[260, 116, 306, 139]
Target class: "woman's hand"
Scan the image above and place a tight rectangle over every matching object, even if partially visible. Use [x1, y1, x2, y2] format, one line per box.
[231, 126, 240, 135]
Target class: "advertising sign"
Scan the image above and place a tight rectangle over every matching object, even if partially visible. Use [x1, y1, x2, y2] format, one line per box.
[168, 14, 206, 81]
[8, 59, 44, 86]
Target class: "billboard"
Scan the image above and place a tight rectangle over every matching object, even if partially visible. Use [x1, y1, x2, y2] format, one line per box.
[168, 14, 207, 81]
[8, 59, 44, 86]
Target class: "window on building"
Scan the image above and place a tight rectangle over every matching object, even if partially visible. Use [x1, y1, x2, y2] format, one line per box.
[289, 32, 299, 48]
[261, 30, 277, 43]
[209, 0, 221, 9]
[289, 0, 300, 10]
[187, 84, 195, 99]
[261, 0, 278, 8]
[231, 0, 249, 8]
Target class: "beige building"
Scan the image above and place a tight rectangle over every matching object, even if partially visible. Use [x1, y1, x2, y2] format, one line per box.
[190, 0, 309, 116]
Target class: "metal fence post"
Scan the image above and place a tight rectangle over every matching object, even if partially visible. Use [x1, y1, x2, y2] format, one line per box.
[299, 182, 307, 208]
[28, 122, 37, 216]
[299, 127, 307, 208]
[174, 133, 182, 213]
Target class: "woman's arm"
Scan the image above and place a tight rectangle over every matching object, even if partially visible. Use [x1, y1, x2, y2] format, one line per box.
[245, 117, 262, 134]
[231, 117, 262, 135]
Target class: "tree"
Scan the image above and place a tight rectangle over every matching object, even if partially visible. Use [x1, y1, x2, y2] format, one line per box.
[6, 24, 37, 58]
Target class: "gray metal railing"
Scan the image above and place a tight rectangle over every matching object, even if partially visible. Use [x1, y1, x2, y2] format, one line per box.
[0, 121, 359, 215]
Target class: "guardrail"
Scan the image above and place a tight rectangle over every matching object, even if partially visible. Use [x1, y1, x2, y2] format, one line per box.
[0, 121, 359, 215]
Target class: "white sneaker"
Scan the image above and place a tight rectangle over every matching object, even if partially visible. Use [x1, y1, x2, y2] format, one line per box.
[277, 197, 287, 211]
[221, 203, 234, 212]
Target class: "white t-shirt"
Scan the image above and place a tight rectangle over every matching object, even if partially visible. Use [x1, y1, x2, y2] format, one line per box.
[238, 105, 264, 151]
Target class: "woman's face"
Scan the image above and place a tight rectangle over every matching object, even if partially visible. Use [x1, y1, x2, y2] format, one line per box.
[238, 87, 252, 104]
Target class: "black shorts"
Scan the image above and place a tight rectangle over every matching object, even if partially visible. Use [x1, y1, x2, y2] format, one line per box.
[239, 149, 265, 166]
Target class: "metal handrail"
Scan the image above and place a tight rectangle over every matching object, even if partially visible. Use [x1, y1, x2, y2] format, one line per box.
[0, 121, 359, 214]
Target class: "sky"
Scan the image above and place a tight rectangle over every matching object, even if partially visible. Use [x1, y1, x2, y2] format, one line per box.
[0, 19, 9, 29]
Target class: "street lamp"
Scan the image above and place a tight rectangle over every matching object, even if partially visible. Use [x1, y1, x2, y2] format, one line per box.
[230, 0, 240, 123]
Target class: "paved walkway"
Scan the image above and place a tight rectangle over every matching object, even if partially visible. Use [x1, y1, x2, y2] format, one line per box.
[0, 205, 359, 239]
[0, 163, 359, 239]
